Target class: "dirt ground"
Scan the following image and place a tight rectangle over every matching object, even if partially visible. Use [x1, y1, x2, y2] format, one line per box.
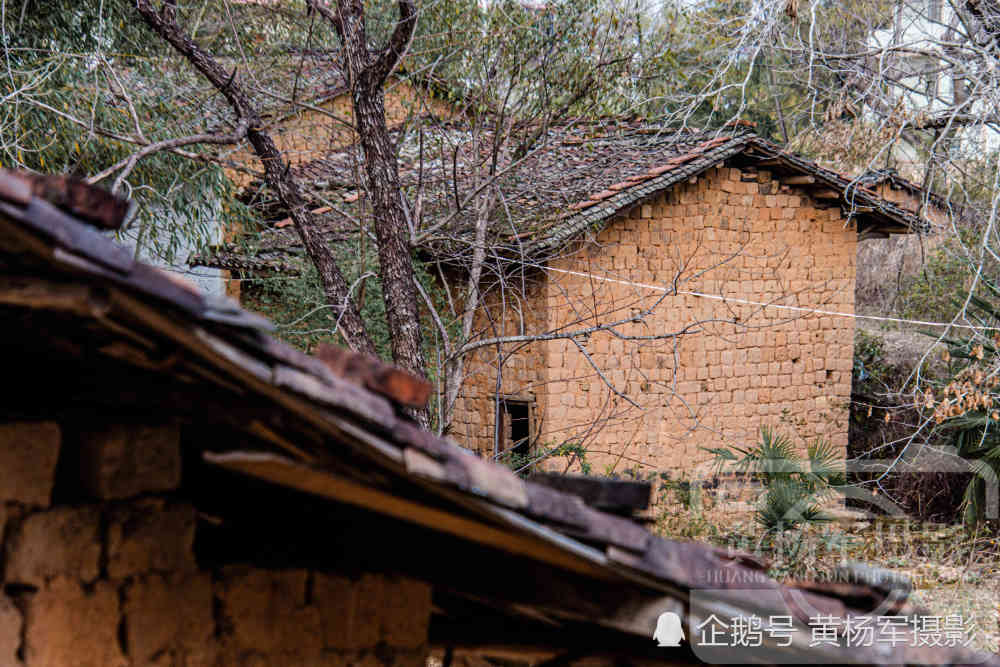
[657, 500, 999, 653]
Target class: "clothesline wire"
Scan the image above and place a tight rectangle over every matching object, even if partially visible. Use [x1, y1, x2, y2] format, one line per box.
[540, 265, 983, 331]
[175, 256, 985, 332]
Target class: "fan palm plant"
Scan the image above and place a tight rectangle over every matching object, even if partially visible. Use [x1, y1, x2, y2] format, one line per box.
[705, 426, 845, 530]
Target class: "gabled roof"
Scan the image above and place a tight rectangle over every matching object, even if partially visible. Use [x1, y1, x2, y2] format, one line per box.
[202, 120, 934, 274]
[858, 167, 956, 216]
[2, 169, 992, 665]
[517, 123, 931, 256]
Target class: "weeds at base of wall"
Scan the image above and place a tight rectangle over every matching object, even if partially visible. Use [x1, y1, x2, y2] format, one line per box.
[497, 441, 591, 477]
[850, 327, 974, 523]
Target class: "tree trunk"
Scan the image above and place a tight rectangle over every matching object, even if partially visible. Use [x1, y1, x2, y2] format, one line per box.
[351, 83, 429, 408]
[134, 0, 376, 357]
[245, 128, 376, 357]
[333, 0, 429, 426]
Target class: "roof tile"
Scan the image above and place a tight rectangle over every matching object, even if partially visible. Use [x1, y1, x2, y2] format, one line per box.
[588, 189, 618, 201]
[215, 121, 931, 268]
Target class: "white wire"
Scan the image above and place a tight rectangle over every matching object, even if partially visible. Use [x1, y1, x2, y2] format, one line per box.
[542, 265, 983, 331]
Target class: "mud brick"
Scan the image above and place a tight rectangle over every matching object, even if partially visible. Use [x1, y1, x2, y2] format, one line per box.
[5, 506, 101, 586]
[23, 578, 125, 667]
[106, 499, 196, 579]
[77, 422, 181, 500]
[0, 422, 60, 507]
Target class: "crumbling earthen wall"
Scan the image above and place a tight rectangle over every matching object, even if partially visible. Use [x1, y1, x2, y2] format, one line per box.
[0, 421, 431, 667]
[226, 81, 457, 189]
[453, 165, 858, 479]
[872, 182, 949, 226]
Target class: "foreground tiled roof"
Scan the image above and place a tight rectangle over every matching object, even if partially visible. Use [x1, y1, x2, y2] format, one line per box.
[1, 170, 990, 665]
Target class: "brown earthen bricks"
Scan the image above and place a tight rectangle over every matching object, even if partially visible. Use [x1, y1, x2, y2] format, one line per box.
[453, 166, 857, 476]
[0, 594, 21, 667]
[22, 578, 126, 667]
[123, 572, 215, 665]
[0, 422, 60, 508]
[5, 506, 101, 586]
[220, 568, 322, 656]
[106, 499, 196, 579]
[313, 572, 432, 652]
[77, 422, 181, 500]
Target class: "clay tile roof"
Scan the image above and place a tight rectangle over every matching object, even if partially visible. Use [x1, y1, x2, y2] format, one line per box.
[0, 175, 994, 666]
[203, 119, 934, 274]
[0, 169, 272, 332]
[859, 167, 955, 213]
[0, 169, 135, 230]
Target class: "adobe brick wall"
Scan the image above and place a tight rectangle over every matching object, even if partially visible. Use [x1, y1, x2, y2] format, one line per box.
[448, 284, 549, 455]
[0, 421, 432, 667]
[453, 165, 858, 478]
[872, 182, 948, 226]
[226, 81, 457, 189]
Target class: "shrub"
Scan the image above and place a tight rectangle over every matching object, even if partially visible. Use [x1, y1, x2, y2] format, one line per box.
[499, 441, 591, 477]
[705, 427, 845, 530]
[927, 285, 1000, 525]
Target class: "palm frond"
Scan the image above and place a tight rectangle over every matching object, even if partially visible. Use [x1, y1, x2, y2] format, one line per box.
[757, 426, 801, 479]
[755, 479, 830, 530]
[968, 294, 1000, 324]
[807, 438, 846, 487]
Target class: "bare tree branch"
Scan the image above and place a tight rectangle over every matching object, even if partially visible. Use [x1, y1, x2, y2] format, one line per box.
[88, 119, 249, 193]
[134, 0, 376, 356]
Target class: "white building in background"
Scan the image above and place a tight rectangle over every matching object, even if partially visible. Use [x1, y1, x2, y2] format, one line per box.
[870, 1, 961, 115]
[868, 0, 1000, 163]
[116, 204, 229, 299]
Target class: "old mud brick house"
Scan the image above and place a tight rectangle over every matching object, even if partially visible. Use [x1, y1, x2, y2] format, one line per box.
[225, 63, 458, 189]
[196, 121, 936, 478]
[0, 171, 989, 666]
[444, 124, 935, 475]
[198, 60, 460, 299]
[195, 120, 939, 480]
[209, 65, 458, 280]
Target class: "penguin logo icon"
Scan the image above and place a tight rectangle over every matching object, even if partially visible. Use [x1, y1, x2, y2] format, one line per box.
[653, 611, 685, 647]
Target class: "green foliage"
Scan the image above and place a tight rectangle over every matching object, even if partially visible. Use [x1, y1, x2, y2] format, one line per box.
[755, 478, 829, 531]
[897, 247, 974, 325]
[496, 448, 532, 476]
[1, 0, 356, 262]
[401, 0, 753, 123]
[243, 232, 463, 430]
[497, 441, 590, 477]
[654, 477, 720, 541]
[927, 282, 1000, 525]
[245, 237, 455, 357]
[242, 267, 335, 350]
[632, 0, 898, 141]
[853, 329, 888, 389]
[706, 426, 844, 530]
[659, 477, 702, 512]
[0, 0, 289, 260]
[874, 162, 1000, 327]
[559, 442, 592, 475]
[807, 437, 847, 488]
